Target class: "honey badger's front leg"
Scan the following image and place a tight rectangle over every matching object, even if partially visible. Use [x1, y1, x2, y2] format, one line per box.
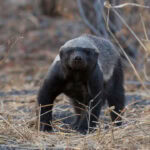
[38, 61, 64, 131]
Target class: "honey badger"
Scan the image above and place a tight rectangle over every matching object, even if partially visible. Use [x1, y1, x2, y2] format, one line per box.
[38, 34, 125, 133]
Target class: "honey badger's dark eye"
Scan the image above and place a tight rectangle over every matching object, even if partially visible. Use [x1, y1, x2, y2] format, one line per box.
[66, 48, 74, 55]
[84, 49, 91, 55]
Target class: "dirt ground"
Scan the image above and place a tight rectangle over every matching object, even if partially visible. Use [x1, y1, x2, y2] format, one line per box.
[0, 1, 150, 150]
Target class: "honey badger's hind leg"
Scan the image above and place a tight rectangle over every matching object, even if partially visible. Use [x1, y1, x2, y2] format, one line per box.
[106, 59, 125, 126]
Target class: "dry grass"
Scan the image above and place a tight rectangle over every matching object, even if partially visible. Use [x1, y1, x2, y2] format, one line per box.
[0, 93, 150, 149]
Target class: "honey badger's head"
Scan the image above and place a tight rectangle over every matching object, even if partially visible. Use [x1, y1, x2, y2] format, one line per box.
[59, 37, 99, 72]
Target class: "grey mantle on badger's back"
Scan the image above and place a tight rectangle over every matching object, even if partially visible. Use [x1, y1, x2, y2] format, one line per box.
[38, 34, 125, 134]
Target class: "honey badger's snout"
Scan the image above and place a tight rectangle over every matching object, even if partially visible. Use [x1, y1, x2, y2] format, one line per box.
[73, 53, 84, 64]
[74, 55, 82, 61]
[71, 52, 87, 70]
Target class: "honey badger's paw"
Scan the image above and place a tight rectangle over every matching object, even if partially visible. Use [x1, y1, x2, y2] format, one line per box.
[40, 123, 52, 132]
[72, 119, 96, 134]
[77, 124, 96, 134]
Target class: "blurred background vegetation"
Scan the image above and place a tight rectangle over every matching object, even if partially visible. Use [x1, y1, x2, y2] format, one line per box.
[0, 0, 150, 92]
[0, 0, 149, 92]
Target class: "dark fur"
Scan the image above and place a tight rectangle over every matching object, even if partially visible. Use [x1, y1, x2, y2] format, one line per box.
[38, 34, 125, 133]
